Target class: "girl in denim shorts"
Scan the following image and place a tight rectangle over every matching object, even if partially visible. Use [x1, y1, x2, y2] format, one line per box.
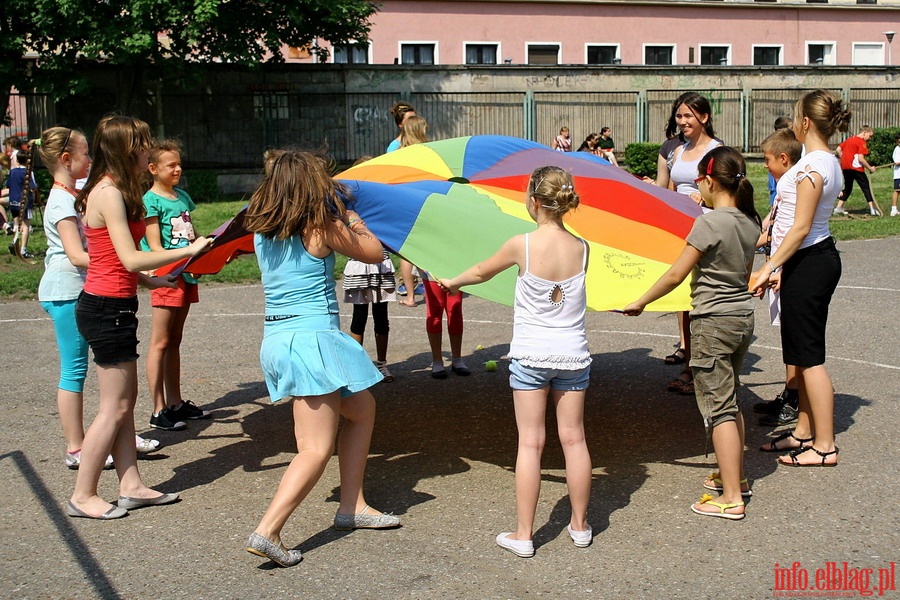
[625, 147, 762, 520]
[440, 166, 592, 557]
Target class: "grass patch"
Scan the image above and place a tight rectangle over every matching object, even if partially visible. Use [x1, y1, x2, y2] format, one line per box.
[2, 167, 896, 300]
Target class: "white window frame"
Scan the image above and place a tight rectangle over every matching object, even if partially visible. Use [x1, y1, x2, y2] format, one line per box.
[331, 42, 373, 64]
[642, 43, 677, 66]
[584, 43, 621, 65]
[805, 41, 836, 65]
[852, 42, 885, 65]
[525, 42, 562, 65]
[751, 44, 784, 66]
[698, 44, 732, 66]
[463, 42, 501, 65]
[398, 41, 439, 65]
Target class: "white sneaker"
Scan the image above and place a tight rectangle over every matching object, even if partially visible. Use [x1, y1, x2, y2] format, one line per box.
[832, 208, 848, 216]
[871, 206, 882, 216]
[65, 450, 114, 470]
[567, 524, 593, 548]
[374, 360, 394, 383]
[135, 435, 161, 454]
[496, 532, 535, 558]
[891, 207, 899, 217]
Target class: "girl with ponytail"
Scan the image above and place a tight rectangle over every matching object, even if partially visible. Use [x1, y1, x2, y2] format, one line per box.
[2, 140, 40, 258]
[624, 146, 761, 520]
[750, 90, 847, 468]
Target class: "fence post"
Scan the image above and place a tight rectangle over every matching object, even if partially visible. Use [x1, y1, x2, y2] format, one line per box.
[637, 90, 646, 143]
[523, 90, 535, 140]
[741, 90, 749, 153]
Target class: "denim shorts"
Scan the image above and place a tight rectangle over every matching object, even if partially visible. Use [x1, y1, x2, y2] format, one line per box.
[508, 359, 591, 392]
[75, 292, 140, 366]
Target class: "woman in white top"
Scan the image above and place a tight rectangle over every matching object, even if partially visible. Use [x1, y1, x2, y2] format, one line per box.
[751, 90, 848, 467]
[440, 166, 592, 558]
[666, 93, 722, 392]
[668, 93, 722, 200]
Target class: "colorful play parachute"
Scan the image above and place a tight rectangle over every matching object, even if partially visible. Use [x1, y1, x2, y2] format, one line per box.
[156, 207, 255, 278]
[336, 135, 701, 311]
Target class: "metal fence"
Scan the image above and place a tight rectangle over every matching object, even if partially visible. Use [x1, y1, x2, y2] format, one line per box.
[8, 87, 900, 168]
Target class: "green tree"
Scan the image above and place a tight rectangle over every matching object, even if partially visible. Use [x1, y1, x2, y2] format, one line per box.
[1, 0, 377, 121]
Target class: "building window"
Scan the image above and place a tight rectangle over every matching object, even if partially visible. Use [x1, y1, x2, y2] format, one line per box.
[465, 44, 498, 65]
[586, 45, 619, 65]
[333, 44, 369, 64]
[856, 0, 876, 4]
[401, 43, 436, 65]
[852, 42, 884, 65]
[753, 46, 782, 66]
[527, 44, 560, 65]
[644, 45, 674, 65]
[807, 43, 835, 65]
[700, 46, 730, 65]
[806, 0, 828, 3]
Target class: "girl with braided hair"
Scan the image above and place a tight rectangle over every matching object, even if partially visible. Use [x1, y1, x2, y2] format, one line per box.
[440, 166, 593, 557]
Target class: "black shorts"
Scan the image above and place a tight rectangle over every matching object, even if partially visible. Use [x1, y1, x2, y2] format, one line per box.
[9, 205, 33, 220]
[75, 292, 140, 366]
[779, 238, 841, 367]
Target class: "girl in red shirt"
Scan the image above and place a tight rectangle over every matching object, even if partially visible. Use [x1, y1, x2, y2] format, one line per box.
[67, 115, 211, 520]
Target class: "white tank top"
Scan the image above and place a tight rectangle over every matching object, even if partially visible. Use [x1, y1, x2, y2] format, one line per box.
[508, 234, 592, 369]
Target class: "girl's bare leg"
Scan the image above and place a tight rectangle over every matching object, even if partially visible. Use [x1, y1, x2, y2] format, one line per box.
[253, 393, 341, 546]
[511, 387, 549, 541]
[163, 304, 191, 406]
[336, 389, 378, 515]
[553, 389, 591, 532]
[147, 306, 176, 415]
[58, 390, 85, 453]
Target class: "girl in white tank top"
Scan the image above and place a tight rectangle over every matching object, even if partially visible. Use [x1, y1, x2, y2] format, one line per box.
[439, 166, 593, 558]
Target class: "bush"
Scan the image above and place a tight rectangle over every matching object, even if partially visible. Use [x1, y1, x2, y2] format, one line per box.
[183, 170, 221, 203]
[868, 127, 900, 167]
[624, 143, 661, 179]
[34, 169, 52, 197]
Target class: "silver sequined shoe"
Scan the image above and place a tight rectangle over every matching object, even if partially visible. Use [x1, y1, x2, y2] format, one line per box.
[333, 505, 401, 530]
[246, 532, 302, 567]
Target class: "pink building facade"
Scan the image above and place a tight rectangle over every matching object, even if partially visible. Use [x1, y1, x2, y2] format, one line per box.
[294, 0, 900, 67]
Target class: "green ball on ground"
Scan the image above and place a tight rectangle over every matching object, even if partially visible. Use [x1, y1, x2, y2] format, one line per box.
[484, 360, 498, 372]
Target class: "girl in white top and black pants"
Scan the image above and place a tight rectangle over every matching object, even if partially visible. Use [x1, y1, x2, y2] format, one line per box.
[751, 90, 847, 468]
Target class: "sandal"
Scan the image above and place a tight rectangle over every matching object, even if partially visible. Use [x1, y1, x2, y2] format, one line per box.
[702, 472, 753, 497]
[759, 430, 813, 453]
[664, 348, 686, 365]
[690, 494, 745, 520]
[667, 371, 692, 393]
[778, 445, 839, 467]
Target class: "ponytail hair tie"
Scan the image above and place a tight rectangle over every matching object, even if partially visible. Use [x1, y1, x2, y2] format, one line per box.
[31, 139, 41, 147]
[733, 172, 745, 180]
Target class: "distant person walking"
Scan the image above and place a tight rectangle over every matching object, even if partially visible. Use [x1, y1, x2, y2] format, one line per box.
[834, 125, 879, 216]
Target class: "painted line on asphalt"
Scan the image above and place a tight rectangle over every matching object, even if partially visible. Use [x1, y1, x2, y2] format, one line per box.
[837, 285, 899, 292]
[10, 313, 897, 370]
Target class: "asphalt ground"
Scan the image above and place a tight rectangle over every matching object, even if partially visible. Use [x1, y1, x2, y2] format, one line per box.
[0, 237, 897, 600]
